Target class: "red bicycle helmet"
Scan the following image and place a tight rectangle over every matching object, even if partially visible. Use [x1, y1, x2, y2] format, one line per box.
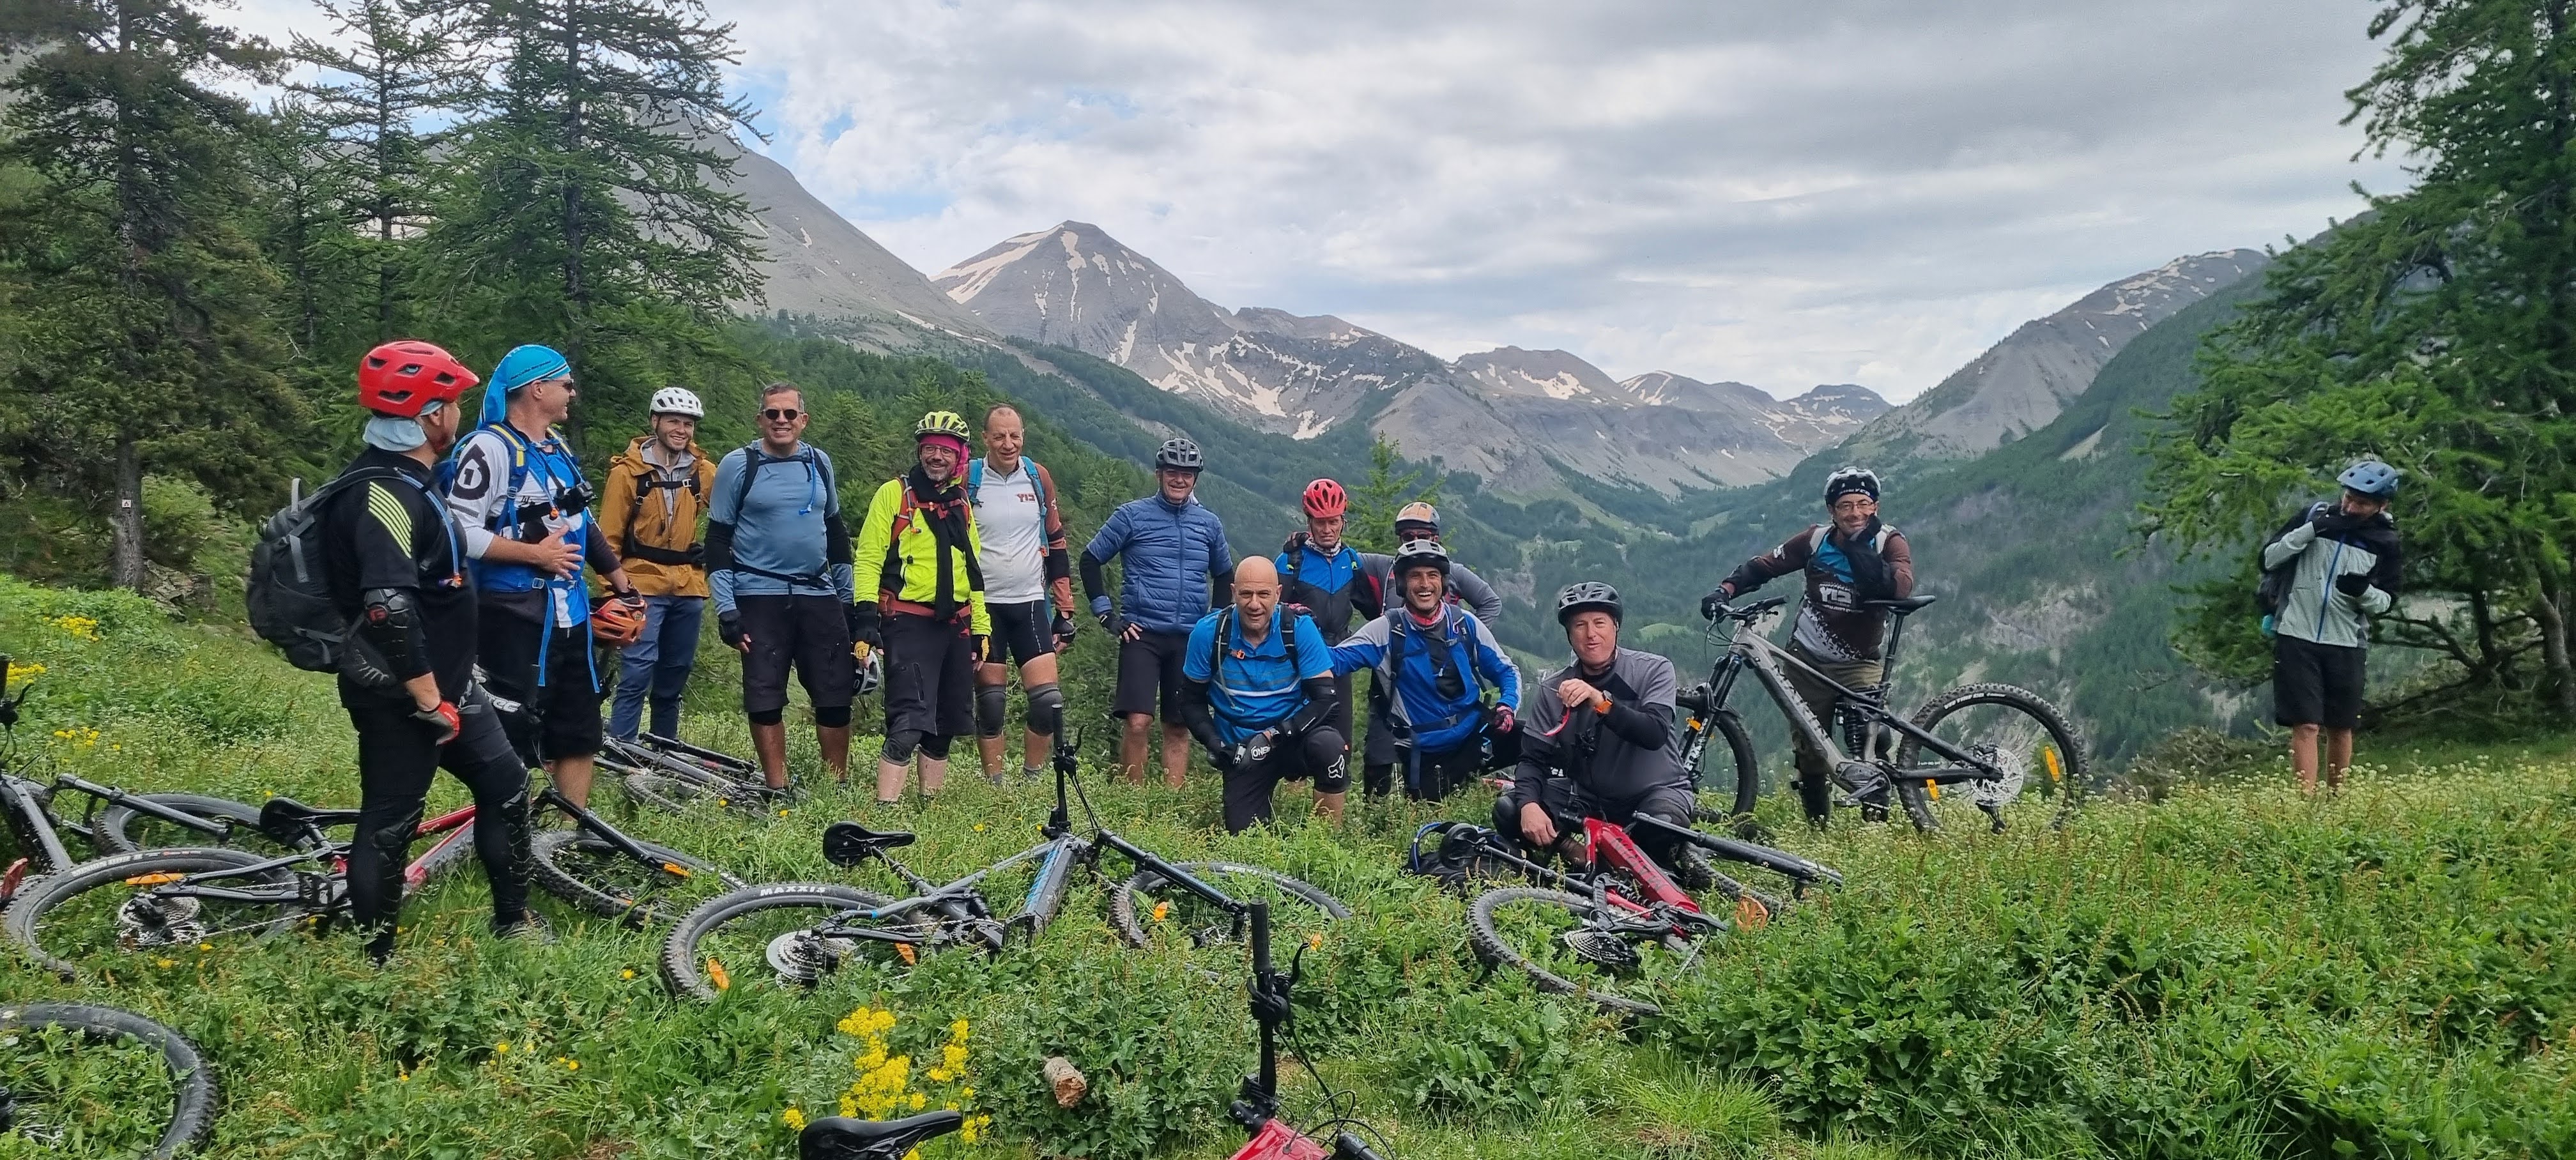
[1302, 478, 1347, 519]
[358, 340, 479, 418]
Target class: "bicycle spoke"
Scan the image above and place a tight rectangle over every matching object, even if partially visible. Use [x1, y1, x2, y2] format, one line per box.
[1468, 887, 1696, 1014]
[1115, 863, 1347, 967]
[1892, 685, 2088, 832]
[678, 899, 921, 996]
[33, 881, 305, 970]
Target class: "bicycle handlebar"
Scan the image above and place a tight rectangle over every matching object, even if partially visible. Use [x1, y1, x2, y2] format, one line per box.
[1704, 597, 1786, 623]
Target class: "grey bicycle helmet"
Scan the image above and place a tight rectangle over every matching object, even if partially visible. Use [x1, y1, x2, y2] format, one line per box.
[2336, 458, 2400, 498]
[1392, 538, 1450, 577]
[1154, 437, 1203, 471]
[1822, 466, 1880, 503]
[1554, 581, 1621, 626]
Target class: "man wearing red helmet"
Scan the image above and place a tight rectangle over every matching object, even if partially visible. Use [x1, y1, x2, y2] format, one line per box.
[323, 341, 542, 954]
[1275, 480, 1368, 749]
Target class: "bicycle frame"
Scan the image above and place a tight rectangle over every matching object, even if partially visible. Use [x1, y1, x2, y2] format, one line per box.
[1703, 604, 2002, 788]
[129, 802, 478, 917]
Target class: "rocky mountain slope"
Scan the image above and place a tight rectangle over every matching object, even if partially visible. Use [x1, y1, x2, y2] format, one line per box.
[724, 142, 997, 347]
[1834, 249, 2270, 466]
[931, 221, 1885, 494]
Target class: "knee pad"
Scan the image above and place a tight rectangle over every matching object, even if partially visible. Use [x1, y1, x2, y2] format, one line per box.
[1024, 683, 1064, 735]
[813, 705, 852, 729]
[976, 684, 1009, 738]
[882, 729, 923, 763]
[748, 708, 785, 726]
[920, 735, 953, 761]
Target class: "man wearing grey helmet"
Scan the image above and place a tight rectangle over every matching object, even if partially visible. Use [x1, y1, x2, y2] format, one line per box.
[2259, 459, 2402, 793]
[1080, 437, 1235, 786]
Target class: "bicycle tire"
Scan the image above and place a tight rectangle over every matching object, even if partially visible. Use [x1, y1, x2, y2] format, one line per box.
[1107, 862, 1350, 951]
[1464, 886, 1664, 1016]
[1687, 710, 1761, 828]
[4, 848, 312, 981]
[1891, 682, 2090, 833]
[93, 794, 280, 858]
[0, 1002, 218, 1157]
[620, 772, 769, 816]
[529, 829, 746, 926]
[659, 881, 898, 1002]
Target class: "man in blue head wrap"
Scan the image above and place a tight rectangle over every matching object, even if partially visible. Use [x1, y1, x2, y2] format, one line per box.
[443, 344, 639, 813]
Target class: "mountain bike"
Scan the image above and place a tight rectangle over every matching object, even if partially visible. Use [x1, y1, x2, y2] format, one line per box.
[659, 731, 1349, 1000]
[1229, 901, 1390, 1160]
[1460, 811, 1841, 1014]
[0, 1002, 218, 1158]
[4, 783, 733, 978]
[597, 732, 779, 815]
[1680, 597, 2090, 832]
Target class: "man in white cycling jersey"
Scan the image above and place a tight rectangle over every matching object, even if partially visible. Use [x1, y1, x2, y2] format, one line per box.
[967, 404, 1077, 784]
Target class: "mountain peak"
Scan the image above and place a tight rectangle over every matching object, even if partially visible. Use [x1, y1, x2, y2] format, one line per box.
[1453, 346, 1625, 401]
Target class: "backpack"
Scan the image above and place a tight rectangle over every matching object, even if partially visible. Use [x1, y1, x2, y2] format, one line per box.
[723, 445, 840, 588]
[617, 452, 706, 567]
[1403, 821, 1510, 894]
[247, 469, 416, 673]
[2253, 503, 2322, 616]
[965, 456, 1052, 525]
[1204, 605, 1312, 690]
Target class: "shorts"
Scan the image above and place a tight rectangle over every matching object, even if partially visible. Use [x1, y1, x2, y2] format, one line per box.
[2273, 633, 2365, 729]
[1112, 630, 1191, 721]
[478, 608, 604, 763]
[986, 600, 1057, 668]
[884, 612, 976, 740]
[738, 595, 855, 717]
[1222, 723, 1349, 834]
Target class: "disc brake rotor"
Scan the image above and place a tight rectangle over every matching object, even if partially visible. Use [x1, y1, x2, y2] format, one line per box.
[763, 929, 852, 986]
[116, 894, 205, 950]
[1970, 743, 2027, 807]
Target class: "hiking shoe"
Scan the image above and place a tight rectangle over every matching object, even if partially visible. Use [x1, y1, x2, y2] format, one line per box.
[491, 910, 555, 943]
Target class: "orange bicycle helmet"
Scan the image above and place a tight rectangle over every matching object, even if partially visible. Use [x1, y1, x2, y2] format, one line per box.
[590, 597, 648, 647]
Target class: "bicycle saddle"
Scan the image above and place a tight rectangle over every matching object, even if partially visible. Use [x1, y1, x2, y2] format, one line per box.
[821, 821, 916, 867]
[258, 797, 360, 832]
[799, 1110, 963, 1159]
[1864, 595, 1939, 614]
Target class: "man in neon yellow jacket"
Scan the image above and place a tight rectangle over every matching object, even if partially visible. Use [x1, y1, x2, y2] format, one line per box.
[852, 411, 993, 805]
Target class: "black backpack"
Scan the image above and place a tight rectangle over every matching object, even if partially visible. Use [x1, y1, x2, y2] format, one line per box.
[247, 469, 405, 673]
[2254, 502, 2324, 615]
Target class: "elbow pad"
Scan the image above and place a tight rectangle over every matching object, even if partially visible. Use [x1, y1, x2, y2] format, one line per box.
[356, 587, 433, 681]
[825, 512, 852, 566]
[705, 520, 737, 573]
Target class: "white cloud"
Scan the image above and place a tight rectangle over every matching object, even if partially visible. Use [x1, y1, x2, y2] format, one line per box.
[238, 0, 2405, 401]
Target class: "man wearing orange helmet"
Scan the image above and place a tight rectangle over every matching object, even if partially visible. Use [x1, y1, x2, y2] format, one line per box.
[323, 341, 541, 954]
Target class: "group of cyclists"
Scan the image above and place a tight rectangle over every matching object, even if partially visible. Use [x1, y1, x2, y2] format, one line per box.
[316, 336, 2407, 963]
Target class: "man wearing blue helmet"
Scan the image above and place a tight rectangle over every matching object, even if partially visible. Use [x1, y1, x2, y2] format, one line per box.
[445, 344, 639, 821]
[2259, 458, 2402, 793]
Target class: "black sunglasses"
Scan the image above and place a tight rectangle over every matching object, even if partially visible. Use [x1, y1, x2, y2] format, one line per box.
[763, 408, 801, 422]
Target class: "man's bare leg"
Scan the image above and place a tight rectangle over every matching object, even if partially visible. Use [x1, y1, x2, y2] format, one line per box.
[752, 721, 790, 790]
[875, 757, 908, 805]
[2324, 727, 2354, 790]
[920, 755, 947, 797]
[547, 756, 595, 809]
[1160, 722, 1191, 790]
[1313, 790, 1346, 823]
[2289, 722, 2322, 794]
[1121, 713, 1153, 784]
[818, 724, 850, 783]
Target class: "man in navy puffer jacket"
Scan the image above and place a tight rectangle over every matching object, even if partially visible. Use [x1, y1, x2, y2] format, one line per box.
[1082, 438, 1235, 786]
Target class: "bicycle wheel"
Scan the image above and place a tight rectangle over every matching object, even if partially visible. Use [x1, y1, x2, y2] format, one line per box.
[1685, 710, 1761, 828]
[530, 829, 746, 926]
[0, 1002, 218, 1158]
[1890, 683, 2089, 833]
[4, 848, 316, 981]
[1466, 886, 1694, 1016]
[1108, 862, 1349, 956]
[659, 882, 906, 1002]
[619, 772, 767, 816]
[94, 794, 302, 859]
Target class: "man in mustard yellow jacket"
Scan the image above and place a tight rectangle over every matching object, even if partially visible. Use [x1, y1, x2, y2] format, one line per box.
[595, 388, 719, 744]
[852, 411, 992, 805]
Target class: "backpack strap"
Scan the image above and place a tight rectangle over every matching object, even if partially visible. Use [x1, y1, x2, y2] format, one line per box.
[966, 457, 983, 503]
[620, 455, 705, 567]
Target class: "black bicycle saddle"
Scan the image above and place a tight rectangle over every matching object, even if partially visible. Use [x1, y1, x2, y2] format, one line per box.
[1864, 595, 1939, 614]
[822, 821, 916, 867]
[799, 1110, 963, 1159]
[258, 797, 360, 832]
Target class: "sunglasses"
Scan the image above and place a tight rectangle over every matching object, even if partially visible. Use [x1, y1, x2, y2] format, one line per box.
[763, 408, 801, 422]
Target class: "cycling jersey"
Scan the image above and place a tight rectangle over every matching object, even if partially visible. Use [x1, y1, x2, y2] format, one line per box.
[1721, 519, 1914, 662]
[321, 448, 475, 705]
[1276, 538, 1372, 643]
[706, 442, 853, 615]
[855, 468, 992, 635]
[1512, 648, 1685, 805]
[968, 456, 1073, 611]
[1183, 608, 1333, 745]
[445, 424, 613, 628]
[1330, 605, 1520, 754]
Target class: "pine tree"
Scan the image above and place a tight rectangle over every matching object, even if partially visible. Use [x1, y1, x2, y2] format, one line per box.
[1346, 436, 1442, 553]
[0, 0, 303, 591]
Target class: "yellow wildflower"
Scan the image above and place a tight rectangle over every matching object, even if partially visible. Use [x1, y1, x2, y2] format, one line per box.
[781, 1107, 807, 1131]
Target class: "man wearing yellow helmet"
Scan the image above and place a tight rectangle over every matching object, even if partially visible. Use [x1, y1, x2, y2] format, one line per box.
[852, 410, 993, 806]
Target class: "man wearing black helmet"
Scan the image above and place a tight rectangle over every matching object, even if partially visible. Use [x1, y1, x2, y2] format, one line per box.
[1702, 466, 1914, 824]
[1330, 538, 1521, 801]
[2260, 459, 2402, 793]
[1081, 437, 1235, 786]
[1347, 501, 1502, 798]
[1496, 582, 1705, 881]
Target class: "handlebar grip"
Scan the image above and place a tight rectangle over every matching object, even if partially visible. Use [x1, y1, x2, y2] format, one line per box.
[1248, 899, 1271, 975]
[1333, 1131, 1386, 1160]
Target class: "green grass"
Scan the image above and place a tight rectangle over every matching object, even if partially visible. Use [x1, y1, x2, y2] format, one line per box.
[0, 572, 2568, 1159]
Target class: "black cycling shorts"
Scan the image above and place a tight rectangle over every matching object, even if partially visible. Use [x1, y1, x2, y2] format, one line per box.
[2273, 632, 2365, 729]
[1222, 724, 1349, 834]
[739, 595, 855, 717]
[884, 612, 976, 740]
[1112, 630, 1191, 721]
[986, 600, 1055, 669]
[479, 609, 604, 762]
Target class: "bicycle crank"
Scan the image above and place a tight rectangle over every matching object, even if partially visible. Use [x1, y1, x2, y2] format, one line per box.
[763, 930, 854, 986]
[115, 894, 207, 950]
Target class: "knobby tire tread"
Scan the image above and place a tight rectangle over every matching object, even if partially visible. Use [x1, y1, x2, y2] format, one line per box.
[1106, 862, 1350, 949]
[1892, 682, 2091, 833]
[94, 794, 272, 857]
[1464, 885, 1662, 1016]
[4, 847, 305, 981]
[0, 1002, 219, 1157]
[528, 830, 744, 925]
[659, 881, 894, 1002]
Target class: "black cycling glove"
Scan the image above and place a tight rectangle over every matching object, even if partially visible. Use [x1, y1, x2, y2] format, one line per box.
[848, 602, 881, 648]
[2334, 572, 2373, 596]
[718, 613, 747, 651]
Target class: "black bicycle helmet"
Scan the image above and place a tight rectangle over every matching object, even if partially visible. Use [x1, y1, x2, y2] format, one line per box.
[1392, 538, 1449, 577]
[1822, 466, 1881, 504]
[1154, 437, 1203, 471]
[1554, 581, 1621, 626]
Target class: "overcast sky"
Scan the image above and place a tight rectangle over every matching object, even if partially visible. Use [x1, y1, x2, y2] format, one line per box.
[235, 0, 2407, 402]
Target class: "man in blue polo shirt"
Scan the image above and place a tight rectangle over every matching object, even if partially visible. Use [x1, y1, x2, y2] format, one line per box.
[1179, 557, 1344, 832]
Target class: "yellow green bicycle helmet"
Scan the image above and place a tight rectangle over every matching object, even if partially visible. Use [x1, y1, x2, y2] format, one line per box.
[914, 410, 970, 443]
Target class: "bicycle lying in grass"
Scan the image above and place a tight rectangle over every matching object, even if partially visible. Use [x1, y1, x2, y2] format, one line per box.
[0, 1002, 217, 1159]
[1680, 597, 2091, 832]
[660, 731, 1349, 1000]
[1429, 811, 1841, 1015]
[6, 782, 740, 979]
[597, 732, 779, 815]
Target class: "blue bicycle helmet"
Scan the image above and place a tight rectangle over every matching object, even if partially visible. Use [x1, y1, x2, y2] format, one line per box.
[2336, 459, 2400, 498]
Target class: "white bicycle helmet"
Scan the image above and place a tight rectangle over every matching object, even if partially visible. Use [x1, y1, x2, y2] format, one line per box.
[649, 386, 703, 418]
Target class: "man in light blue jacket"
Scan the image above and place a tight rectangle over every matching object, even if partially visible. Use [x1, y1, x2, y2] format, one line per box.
[1080, 438, 1235, 786]
[2261, 459, 2402, 793]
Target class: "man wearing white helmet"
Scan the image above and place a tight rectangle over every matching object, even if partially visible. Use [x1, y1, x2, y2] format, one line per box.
[596, 386, 719, 742]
